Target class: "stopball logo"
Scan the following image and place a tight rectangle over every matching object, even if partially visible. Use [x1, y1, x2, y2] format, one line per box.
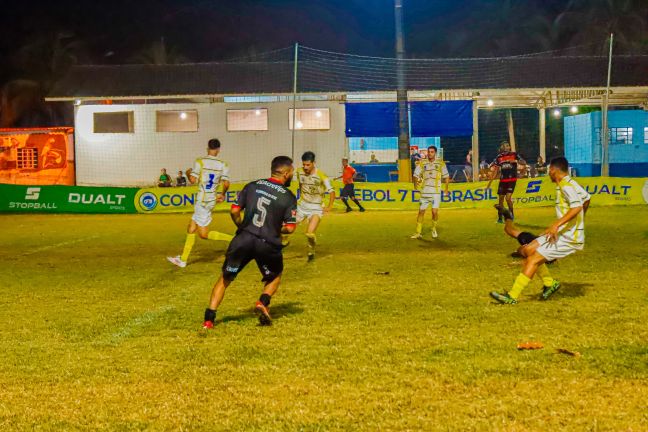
[139, 192, 158, 211]
[25, 187, 41, 200]
[525, 180, 542, 194]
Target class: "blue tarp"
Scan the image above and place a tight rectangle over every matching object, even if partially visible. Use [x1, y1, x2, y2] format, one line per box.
[345, 101, 473, 138]
[410, 101, 473, 137]
[345, 102, 399, 137]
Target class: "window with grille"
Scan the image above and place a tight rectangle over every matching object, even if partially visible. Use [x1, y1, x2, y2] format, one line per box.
[156, 110, 198, 132]
[17, 148, 38, 169]
[94, 112, 134, 133]
[226, 109, 268, 131]
[596, 127, 633, 145]
[644, 127, 648, 144]
[289, 108, 330, 130]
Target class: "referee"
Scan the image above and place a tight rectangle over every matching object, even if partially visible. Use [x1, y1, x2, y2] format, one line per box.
[336, 158, 365, 213]
[202, 156, 298, 329]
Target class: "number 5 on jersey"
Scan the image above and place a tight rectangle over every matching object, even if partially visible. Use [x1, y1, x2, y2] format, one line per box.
[253, 197, 271, 227]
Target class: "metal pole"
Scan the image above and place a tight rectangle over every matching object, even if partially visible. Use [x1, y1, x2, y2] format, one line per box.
[394, 0, 411, 182]
[291, 42, 299, 160]
[601, 33, 613, 177]
[471, 101, 479, 181]
[539, 108, 546, 162]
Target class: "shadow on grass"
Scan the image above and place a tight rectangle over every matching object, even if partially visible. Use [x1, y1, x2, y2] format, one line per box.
[515, 223, 546, 231]
[190, 251, 228, 265]
[417, 239, 452, 250]
[220, 301, 305, 324]
[556, 281, 594, 298]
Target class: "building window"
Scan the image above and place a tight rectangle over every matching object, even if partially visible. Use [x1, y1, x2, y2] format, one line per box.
[644, 127, 648, 144]
[156, 110, 198, 132]
[93, 112, 134, 133]
[17, 148, 38, 169]
[226, 109, 268, 131]
[289, 108, 330, 130]
[610, 127, 633, 144]
[596, 127, 633, 145]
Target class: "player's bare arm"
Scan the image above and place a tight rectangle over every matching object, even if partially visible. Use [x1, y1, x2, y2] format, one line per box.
[324, 191, 336, 212]
[544, 206, 583, 243]
[583, 199, 591, 214]
[485, 166, 498, 190]
[230, 206, 243, 227]
[217, 180, 231, 203]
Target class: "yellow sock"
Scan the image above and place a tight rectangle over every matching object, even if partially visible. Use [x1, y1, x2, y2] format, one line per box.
[509, 273, 531, 299]
[536, 264, 554, 287]
[432, 220, 438, 229]
[416, 222, 423, 234]
[207, 231, 233, 242]
[180, 233, 196, 262]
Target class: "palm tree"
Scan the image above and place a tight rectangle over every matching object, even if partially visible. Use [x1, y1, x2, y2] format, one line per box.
[130, 38, 189, 65]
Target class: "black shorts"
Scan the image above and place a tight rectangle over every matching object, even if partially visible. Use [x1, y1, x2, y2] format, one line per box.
[222, 231, 283, 282]
[341, 184, 356, 198]
[517, 232, 537, 246]
[497, 180, 517, 195]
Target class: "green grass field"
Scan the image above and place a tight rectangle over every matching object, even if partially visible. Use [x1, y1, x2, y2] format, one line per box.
[1, 206, 647, 431]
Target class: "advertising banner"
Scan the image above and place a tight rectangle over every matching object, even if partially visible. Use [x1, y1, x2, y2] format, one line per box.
[133, 177, 648, 214]
[0, 184, 137, 213]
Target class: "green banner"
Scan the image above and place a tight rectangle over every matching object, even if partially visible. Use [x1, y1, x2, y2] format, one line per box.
[0, 184, 137, 213]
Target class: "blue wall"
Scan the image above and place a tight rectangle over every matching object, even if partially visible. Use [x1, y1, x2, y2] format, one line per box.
[564, 110, 648, 177]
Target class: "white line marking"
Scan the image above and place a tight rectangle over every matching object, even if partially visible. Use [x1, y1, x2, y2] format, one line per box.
[23, 235, 100, 256]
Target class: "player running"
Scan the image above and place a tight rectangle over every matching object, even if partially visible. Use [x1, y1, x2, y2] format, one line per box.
[486, 141, 524, 223]
[295, 151, 335, 261]
[202, 156, 297, 328]
[411, 145, 449, 239]
[167, 138, 233, 268]
[335, 157, 365, 213]
[490, 157, 591, 304]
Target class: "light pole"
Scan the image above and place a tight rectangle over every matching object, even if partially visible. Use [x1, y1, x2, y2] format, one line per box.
[394, 0, 411, 182]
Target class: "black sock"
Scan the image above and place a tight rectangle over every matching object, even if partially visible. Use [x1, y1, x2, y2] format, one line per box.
[204, 308, 216, 323]
[497, 208, 503, 220]
[259, 293, 271, 307]
[342, 198, 351, 210]
[352, 198, 364, 209]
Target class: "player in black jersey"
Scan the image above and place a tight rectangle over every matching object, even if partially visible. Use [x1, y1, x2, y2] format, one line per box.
[486, 141, 524, 223]
[202, 156, 298, 329]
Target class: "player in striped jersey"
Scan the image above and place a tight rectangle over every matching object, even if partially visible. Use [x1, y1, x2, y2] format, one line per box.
[167, 139, 233, 268]
[486, 141, 524, 223]
[411, 146, 449, 239]
[295, 151, 335, 261]
[491, 157, 591, 304]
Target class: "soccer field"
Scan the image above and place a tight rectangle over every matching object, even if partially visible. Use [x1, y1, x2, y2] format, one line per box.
[1, 207, 647, 431]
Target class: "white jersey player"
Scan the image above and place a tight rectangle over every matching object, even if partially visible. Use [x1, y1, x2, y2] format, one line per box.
[411, 145, 449, 239]
[167, 139, 233, 268]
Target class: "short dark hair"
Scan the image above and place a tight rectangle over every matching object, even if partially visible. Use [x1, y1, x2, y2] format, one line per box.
[301, 151, 316, 162]
[208, 138, 221, 150]
[428, 145, 437, 152]
[271, 156, 293, 174]
[550, 157, 569, 173]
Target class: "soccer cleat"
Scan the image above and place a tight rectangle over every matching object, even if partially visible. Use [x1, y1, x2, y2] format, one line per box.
[500, 208, 513, 221]
[345, 207, 353, 213]
[490, 291, 518, 304]
[541, 280, 561, 300]
[496, 219, 504, 224]
[255, 301, 272, 326]
[307, 252, 315, 262]
[510, 251, 523, 258]
[167, 256, 187, 268]
[359, 207, 365, 212]
[410, 233, 422, 239]
[202, 320, 214, 330]
[431, 228, 438, 238]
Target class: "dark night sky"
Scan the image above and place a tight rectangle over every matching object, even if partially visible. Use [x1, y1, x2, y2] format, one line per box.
[0, 0, 570, 63]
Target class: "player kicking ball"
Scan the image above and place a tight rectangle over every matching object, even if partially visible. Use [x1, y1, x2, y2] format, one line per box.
[295, 151, 335, 261]
[411, 145, 449, 239]
[490, 157, 591, 304]
[202, 156, 297, 329]
[167, 138, 233, 268]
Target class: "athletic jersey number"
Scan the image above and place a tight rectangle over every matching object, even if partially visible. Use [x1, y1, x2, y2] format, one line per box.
[206, 173, 216, 190]
[253, 197, 271, 227]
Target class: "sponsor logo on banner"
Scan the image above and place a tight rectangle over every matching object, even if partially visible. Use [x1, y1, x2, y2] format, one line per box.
[525, 181, 542, 194]
[139, 193, 158, 211]
[68, 193, 128, 210]
[25, 187, 41, 200]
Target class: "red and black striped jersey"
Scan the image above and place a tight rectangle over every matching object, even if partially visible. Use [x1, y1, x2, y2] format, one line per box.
[491, 151, 522, 182]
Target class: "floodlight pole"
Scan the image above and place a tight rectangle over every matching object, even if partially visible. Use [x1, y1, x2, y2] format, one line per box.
[394, 0, 411, 182]
[291, 42, 299, 160]
[601, 34, 613, 177]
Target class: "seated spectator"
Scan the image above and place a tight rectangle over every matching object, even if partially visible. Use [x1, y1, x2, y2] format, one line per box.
[536, 156, 547, 176]
[370, 152, 379, 163]
[175, 170, 187, 187]
[158, 168, 172, 187]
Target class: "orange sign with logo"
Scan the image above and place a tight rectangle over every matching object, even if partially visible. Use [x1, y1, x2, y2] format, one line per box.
[0, 127, 75, 185]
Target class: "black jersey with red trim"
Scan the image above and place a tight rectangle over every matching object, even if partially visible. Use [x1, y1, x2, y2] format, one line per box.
[232, 178, 297, 248]
[491, 151, 522, 182]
